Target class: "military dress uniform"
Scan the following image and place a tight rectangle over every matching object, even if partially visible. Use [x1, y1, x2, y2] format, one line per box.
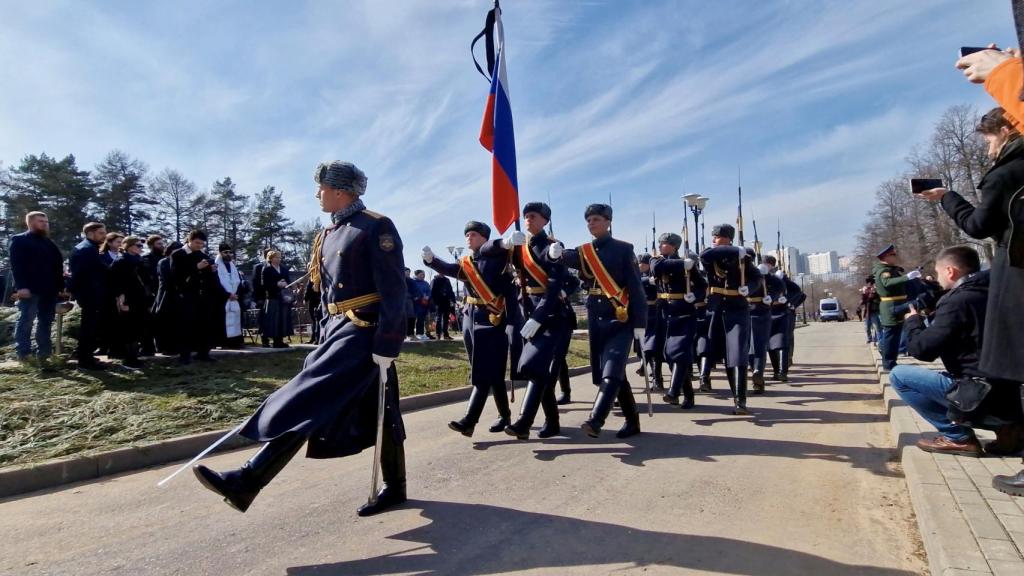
[556, 204, 647, 438]
[194, 164, 408, 517]
[499, 220, 574, 440]
[873, 245, 912, 370]
[425, 221, 514, 438]
[699, 228, 762, 415]
[775, 272, 805, 379]
[638, 254, 665, 390]
[650, 250, 708, 409]
[748, 256, 784, 393]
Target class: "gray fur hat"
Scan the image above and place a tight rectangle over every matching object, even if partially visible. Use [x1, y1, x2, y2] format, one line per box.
[314, 161, 367, 196]
[658, 232, 682, 248]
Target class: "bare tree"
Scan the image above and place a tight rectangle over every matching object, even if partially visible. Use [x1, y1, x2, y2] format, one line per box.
[150, 168, 198, 243]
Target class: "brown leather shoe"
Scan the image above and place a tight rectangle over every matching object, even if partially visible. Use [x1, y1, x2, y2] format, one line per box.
[984, 423, 1024, 456]
[916, 435, 983, 457]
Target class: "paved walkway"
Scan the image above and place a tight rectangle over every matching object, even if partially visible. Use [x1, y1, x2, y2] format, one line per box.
[0, 322, 925, 575]
[871, 347, 1024, 576]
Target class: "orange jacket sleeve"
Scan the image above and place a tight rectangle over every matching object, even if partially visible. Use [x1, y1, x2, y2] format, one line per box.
[984, 58, 1024, 133]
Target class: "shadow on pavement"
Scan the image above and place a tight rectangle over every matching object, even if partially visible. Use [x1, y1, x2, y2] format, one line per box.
[286, 500, 916, 576]
[472, 431, 900, 477]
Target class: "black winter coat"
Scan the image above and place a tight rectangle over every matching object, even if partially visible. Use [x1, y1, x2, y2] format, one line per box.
[905, 271, 989, 378]
[941, 137, 1024, 381]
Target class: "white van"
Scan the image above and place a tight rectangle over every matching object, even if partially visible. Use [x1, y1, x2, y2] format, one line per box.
[819, 298, 844, 322]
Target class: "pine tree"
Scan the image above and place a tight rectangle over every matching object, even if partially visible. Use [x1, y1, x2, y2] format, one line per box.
[207, 177, 249, 249]
[246, 186, 294, 261]
[93, 150, 152, 236]
[150, 168, 198, 243]
[1, 153, 96, 253]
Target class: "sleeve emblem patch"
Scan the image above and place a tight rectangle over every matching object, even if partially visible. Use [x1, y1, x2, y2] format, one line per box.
[379, 234, 395, 252]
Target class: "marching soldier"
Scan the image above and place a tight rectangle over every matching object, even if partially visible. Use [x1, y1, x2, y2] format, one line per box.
[551, 204, 647, 438]
[700, 224, 761, 415]
[497, 202, 573, 439]
[422, 221, 514, 437]
[762, 255, 793, 382]
[193, 161, 408, 517]
[874, 244, 920, 371]
[748, 250, 784, 393]
[638, 254, 665, 391]
[651, 233, 707, 409]
[776, 262, 805, 380]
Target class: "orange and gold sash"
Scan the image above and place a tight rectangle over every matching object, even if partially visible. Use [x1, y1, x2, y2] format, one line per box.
[459, 255, 504, 326]
[579, 243, 629, 322]
[518, 244, 548, 288]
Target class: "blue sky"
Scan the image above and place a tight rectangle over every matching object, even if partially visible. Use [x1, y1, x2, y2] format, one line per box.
[0, 0, 1014, 265]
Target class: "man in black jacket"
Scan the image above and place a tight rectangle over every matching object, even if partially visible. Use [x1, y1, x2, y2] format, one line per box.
[889, 245, 1019, 457]
[429, 273, 455, 340]
[170, 230, 223, 364]
[69, 222, 109, 370]
[9, 211, 64, 364]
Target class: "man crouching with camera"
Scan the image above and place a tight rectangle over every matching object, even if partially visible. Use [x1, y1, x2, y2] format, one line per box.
[890, 245, 1023, 457]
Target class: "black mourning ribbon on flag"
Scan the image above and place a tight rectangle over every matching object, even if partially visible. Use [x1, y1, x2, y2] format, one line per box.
[471, 2, 498, 82]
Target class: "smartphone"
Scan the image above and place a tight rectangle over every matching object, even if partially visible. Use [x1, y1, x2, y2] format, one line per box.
[959, 46, 993, 58]
[910, 178, 943, 194]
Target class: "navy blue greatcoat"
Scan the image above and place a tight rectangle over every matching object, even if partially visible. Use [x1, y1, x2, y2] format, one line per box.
[700, 246, 761, 368]
[651, 255, 708, 365]
[239, 207, 407, 459]
[747, 273, 776, 365]
[559, 234, 646, 384]
[639, 269, 662, 358]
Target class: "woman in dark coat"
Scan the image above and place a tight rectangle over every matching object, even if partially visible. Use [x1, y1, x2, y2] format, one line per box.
[109, 236, 148, 367]
[921, 106, 1024, 383]
[261, 251, 291, 348]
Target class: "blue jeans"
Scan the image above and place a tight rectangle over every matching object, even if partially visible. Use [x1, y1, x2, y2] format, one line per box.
[878, 324, 902, 369]
[889, 365, 972, 441]
[15, 295, 56, 359]
[864, 312, 881, 342]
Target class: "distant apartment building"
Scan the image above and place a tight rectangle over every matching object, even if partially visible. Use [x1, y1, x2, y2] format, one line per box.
[769, 246, 805, 275]
[807, 251, 839, 275]
[837, 255, 853, 272]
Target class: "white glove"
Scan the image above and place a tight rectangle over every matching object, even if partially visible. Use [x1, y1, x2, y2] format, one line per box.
[421, 246, 434, 263]
[548, 242, 564, 259]
[683, 292, 696, 304]
[738, 286, 750, 297]
[762, 295, 773, 305]
[506, 230, 526, 246]
[758, 264, 769, 275]
[520, 318, 542, 340]
[778, 296, 787, 305]
[736, 246, 748, 259]
[906, 270, 922, 280]
[683, 258, 695, 271]
[775, 270, 785, 279]
[372, 354, 396, 371]
[648, 275, 657, 285]
[633, 328, 645, 341]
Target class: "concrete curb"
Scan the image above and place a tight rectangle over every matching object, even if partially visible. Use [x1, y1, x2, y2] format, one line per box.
[868, 346, 996, 576]
[0, 364, 597, 500]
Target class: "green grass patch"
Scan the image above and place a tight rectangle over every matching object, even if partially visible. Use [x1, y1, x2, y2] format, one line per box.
[0, 336, 592, 467]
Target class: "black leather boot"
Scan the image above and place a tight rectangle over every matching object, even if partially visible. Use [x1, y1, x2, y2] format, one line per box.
[449, 386, 488, 437]
[779, 347, 791, 382]
[556, 360, 572, 405]
[698, 357, 713, 393]
[663, 365, 683, 404]
[650, 358, 665, 391]
[505, 380, 545, 440]
[680, 371, 695, 410]
[731, 367, 750, 415]
[357, 434, 407, 516]
[193, 432, 304, 513]
[537, 381, 561, 439]
[768, 350, 780, 381]
[582, 378, 620, 438]
[489, 381, 511, 433]
[616, 385, 641, 439]
[992, 469, 1024, 497]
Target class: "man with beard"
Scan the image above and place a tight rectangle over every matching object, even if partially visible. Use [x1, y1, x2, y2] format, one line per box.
[170, 230, 224, 364]
[69, 222, 109, 370]
[9, 211, 64, 366]
[216, 243, 245, 349]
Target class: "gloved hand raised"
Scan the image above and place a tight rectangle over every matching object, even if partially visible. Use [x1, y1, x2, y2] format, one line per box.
[758, 263, 769, 275]
[548, 242, 564, 259]
[422, 246, 434, 263]
[372, 354, 396, 372]
[763, 295, 773, 305]
[520, 318, 542, 340]
[738, 286, 750, 297]
[648, 276, 657, 285]
[906, 270, 922, 280]
[683, 292, 696, 304]
[778, 296, 788, 305]
[775, 270, 785, 279]
[683, 258, 695, 271]
[736, 246, 748, 259]
[505, 230, 526, 246]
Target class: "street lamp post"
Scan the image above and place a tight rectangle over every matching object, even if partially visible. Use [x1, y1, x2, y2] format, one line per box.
[682, 194, 709, 256]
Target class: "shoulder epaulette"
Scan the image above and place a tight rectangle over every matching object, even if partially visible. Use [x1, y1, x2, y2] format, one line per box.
[362, 209, 384, 220]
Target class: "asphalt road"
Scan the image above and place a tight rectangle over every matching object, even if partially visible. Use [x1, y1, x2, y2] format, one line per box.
[0, 321, 926, 575]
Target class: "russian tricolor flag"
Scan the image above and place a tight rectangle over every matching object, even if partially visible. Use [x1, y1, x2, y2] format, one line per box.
[478, 10, 519, 235]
